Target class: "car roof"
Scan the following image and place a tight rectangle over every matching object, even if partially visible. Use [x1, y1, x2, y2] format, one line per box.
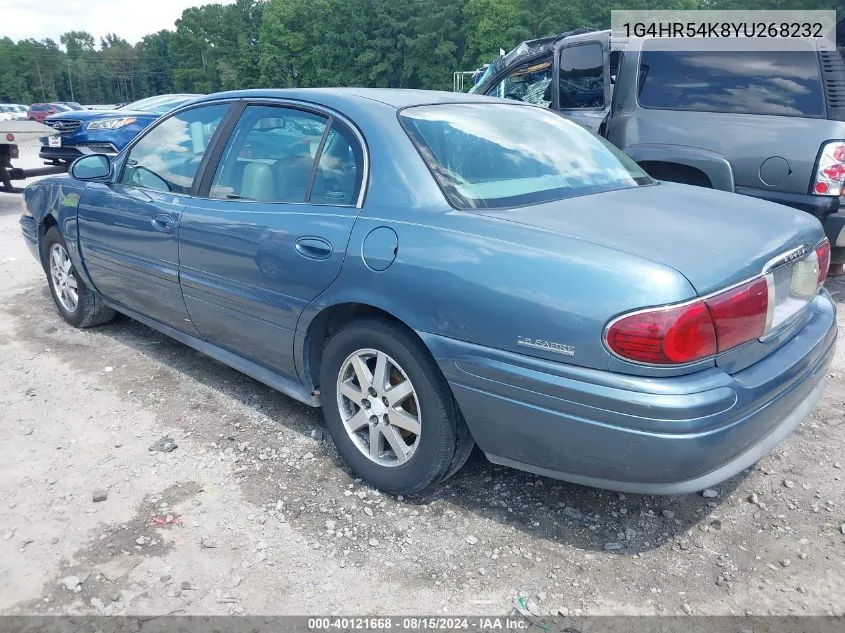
[195, 88, 508, 110]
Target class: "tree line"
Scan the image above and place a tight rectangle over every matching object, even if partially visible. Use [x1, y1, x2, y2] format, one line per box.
[0, 0, 840, 105]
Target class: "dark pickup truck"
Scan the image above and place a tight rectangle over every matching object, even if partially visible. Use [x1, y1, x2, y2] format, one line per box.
[472, 26, 845, 259]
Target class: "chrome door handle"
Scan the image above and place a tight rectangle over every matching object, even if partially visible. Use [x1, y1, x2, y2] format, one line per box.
[295, 237, 332, 260]
[151, 214, 175, 233]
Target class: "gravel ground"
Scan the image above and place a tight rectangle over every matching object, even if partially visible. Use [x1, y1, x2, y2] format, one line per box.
[0, 142, 844, 617]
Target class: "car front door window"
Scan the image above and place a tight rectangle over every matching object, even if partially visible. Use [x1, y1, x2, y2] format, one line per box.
[558, 43, 605, 109]
[119, 104, 228, 195]
[488, 58, 553, 107]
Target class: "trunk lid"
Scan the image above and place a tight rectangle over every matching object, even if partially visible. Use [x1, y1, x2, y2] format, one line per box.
[476, 182, 824, 296]
[474, 182, 827, 373]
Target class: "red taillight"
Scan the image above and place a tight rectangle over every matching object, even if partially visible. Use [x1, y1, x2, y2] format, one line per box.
[816, 239, 831, 289]
[813, 141, 845, 197]
[705, 277, 769, 352]
[607, 278, 772, 365]
[606, 302, 716, 364]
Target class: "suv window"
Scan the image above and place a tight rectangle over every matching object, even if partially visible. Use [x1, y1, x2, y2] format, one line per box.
[558, 43, 605, 109]
[638, 43, 825, 117]
[120, 104, 227, 194]
[487, 58, 553, 107]
[210, 105, 329, 203]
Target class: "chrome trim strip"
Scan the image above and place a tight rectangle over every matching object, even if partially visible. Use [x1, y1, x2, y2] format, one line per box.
[762, 245, 809, 274]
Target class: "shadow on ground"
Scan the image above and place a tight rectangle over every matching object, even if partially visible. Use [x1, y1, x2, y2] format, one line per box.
[10, 284, 748, 557]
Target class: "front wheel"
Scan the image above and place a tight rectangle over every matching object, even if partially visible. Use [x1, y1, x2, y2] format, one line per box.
[319, 318, 473, 494]
[42, 226, 115, 328]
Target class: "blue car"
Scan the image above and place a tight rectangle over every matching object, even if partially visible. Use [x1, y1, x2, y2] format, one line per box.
[39, 94, 201, 164]
[20, 89, 836, 495]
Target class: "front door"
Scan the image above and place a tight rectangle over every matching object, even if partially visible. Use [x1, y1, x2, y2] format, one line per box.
[77, 103, 229, 331]
[177, 103, 366, 376]
[555, 41, 611, 133]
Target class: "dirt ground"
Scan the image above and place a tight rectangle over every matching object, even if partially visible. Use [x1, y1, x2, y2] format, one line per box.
[0, 142, 844, 617]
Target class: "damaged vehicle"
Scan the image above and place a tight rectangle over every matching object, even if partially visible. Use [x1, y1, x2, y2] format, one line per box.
[20, 89, 836, 495]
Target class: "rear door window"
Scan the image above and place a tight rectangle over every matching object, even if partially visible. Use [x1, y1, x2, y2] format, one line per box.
[638, 43, 825, 117]
[209, 105, 327, 203]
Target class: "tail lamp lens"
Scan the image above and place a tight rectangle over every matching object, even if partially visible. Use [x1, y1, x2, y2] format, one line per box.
[607, 278, 769, 365]
[606, 302, 716, 364]
[813, 141, 845, 197]
[705, 277, 769, 352]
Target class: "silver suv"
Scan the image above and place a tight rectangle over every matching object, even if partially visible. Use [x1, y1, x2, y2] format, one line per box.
[473, 25, 845, 258]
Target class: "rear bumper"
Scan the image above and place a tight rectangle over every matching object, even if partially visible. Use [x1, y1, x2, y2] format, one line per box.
[734, 186, 840, 220]
[422, 291, 836, 494]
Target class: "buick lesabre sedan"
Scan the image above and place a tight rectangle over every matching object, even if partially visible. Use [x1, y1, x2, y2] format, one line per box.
[20, 89, 836, 495]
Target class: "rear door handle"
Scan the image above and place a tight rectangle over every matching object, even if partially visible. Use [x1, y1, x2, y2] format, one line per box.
[295, 237, 332, 260]
[151, 214, 176, 233]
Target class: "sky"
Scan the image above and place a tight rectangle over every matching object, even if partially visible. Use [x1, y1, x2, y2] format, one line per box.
[0, 0, 234, 45]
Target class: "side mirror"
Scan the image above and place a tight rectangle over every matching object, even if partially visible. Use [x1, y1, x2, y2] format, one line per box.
[70, 154, 111, 180]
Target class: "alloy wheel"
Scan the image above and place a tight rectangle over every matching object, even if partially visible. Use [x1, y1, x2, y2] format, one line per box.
[336, 348, 421, 466]
[49, 243, 79, 313]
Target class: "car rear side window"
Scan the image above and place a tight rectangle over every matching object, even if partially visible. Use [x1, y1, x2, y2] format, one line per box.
[309, 126, 365, 205]
[638, 42, 825, 117]
[400, 103, 652, 210]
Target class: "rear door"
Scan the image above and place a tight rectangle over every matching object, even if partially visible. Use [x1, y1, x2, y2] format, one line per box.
[555, 40, 611, 133]
[77, 102, 230, 332]
[177, 102, 366, 376]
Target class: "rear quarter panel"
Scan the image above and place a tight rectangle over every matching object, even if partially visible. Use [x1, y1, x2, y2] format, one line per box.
[611, 109, 845, 195]
[298, 203, 701, 376]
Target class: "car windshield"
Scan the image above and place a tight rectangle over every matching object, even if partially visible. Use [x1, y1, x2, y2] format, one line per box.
[52, 104, 71, 112]
[400, 103, 653, 209]
[125, 95, 197, 115]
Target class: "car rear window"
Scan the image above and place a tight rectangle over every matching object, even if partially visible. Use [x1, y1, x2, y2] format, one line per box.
[638, 42, 825, 117]
[399, 103, 652, 210]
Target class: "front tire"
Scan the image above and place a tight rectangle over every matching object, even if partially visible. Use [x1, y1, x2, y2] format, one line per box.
[319, 318, 473, 494]
[42, 226, 115, 328]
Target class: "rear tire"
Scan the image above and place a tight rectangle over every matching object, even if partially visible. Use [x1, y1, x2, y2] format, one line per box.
[42, 226, 115, 328]
[319, 318, 474, 494]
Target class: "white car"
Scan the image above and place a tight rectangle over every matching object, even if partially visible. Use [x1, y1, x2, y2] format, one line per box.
[0, 105, 26, 121]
